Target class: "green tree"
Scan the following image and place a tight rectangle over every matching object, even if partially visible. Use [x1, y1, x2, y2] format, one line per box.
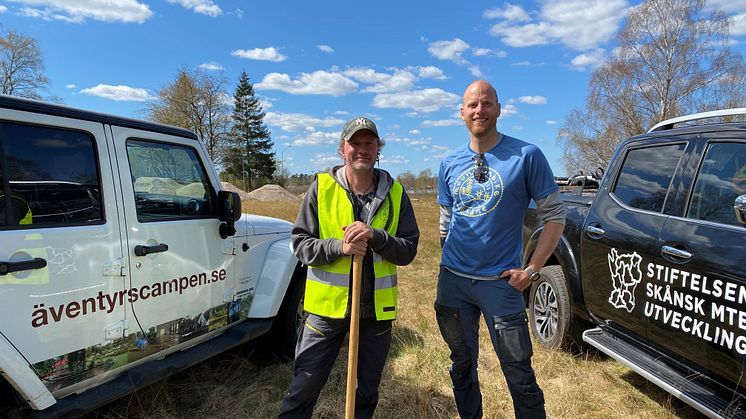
[145, 68, 230, 164]
[224, 71, 275, 191]
[0, 29, 55, 101]
[559, 0, 746, 173]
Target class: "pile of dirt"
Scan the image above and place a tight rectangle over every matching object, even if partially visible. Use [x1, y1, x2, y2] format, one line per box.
[246, 184, 302, 202]
[220, 182, 251, 200]
[222, 182, 301, 202]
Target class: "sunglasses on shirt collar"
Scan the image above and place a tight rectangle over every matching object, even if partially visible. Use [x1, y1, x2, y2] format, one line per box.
[473, 153, 488, 183]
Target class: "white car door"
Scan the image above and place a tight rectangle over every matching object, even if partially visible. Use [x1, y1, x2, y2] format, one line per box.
[0, 111, 127, 394]
[110, 126, 236, 354]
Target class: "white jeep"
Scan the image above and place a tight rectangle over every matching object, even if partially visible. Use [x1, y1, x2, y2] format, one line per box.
[0, 96, 304, 417]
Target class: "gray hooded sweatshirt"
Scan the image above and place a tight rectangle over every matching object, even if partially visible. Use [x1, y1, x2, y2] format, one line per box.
[291, 165, 420, 318]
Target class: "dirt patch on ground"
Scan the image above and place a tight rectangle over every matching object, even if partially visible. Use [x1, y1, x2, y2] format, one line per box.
[222, 182, 301, 202]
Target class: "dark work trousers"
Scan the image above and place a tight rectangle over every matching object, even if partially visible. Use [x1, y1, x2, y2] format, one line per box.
[435, 268, 545, 419]
[278, 313, 393, 419]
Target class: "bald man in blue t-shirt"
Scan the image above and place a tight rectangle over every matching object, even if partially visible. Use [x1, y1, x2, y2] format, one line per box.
[436, 80, 566, 419]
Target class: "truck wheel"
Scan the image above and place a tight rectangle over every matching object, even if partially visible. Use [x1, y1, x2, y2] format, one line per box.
[265, 273, 305, 361]
[528, 265, 582, 350]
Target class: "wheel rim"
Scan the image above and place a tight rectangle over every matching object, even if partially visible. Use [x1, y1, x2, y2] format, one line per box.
[532, 281, 558, 342]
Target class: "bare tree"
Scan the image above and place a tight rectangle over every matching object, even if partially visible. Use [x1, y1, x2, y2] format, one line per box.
[560, 0, 746, 174]
[0, 30, 52, 100]
[145, 68, 231, 164]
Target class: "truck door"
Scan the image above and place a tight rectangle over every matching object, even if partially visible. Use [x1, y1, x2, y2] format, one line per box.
[0, 115, 126, 392]
[652, 138, 746, 387]
[110, 127, 235, 352]
[581, 141, 687, 339]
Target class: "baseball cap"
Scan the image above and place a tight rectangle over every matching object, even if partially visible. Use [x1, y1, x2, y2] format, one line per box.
[341, 116, 379, 142]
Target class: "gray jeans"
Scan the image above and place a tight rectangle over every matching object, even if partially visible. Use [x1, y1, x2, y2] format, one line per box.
[435, 268, 545, 419]
[278, 313, 392, 419]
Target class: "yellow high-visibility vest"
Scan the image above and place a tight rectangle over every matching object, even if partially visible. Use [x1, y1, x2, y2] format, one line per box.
[305, 173, 403, 320]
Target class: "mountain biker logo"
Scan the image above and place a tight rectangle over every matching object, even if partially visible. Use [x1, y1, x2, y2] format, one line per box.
[607, 248, 642, 313]
[453, 167, 503, 217]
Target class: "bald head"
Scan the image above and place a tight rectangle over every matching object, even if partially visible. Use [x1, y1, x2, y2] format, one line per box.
[461, 80, 501, 142]
[463, 80, 498, 104]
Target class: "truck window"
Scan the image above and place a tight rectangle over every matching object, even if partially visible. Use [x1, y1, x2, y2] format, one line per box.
[126, 139, 214, 222]
[611, 143, 685, 212]
[687, 142, 746, 226]
[0, 122, 103, 229]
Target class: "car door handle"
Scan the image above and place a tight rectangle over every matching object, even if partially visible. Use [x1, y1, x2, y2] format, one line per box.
[0, 258, 47, 275]
[134, 243, 169, 257]
[585, 225, 605, 239]
[661, 245, 692, 261]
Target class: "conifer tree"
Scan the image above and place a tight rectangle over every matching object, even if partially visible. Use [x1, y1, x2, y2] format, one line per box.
[224, 71, 275, 190]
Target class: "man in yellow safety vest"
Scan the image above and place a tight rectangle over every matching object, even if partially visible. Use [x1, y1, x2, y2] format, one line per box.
[279, 116, 419, 419]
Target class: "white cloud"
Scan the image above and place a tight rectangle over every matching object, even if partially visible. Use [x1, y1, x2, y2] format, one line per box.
[705, 0, 746, 14]
[313, 153, 342, 166]
[409, 129, 421, 135]
[483, 3, 531, 21]
[342, 67, 417, 93]
[512, 61, 531, 66]
[501, 103, 518, 116]
[416, 66, 447, 79]
[427, 38, 470, 65]
[256, 71, 357, 96]
[372, 88, 460, 113]
[379, 154, 410, 165]
[198, 61, 224, 71]
[65, 83, 75, 89]
[232, 47, 287, 62]
[519, 95, 546, 104]
[0, 5, 7, 12]
[486, 0, 629, 51]
[388, 136, 432, 147]
[570, 49, 605, 70]
[79, 84, 154, 101]
[265, 112, 345, 132]
[365, 70, 416, 93]
[422, 119, 462, 127]
[343, 67, 389, 84]
[468, 66, 482, 77]
[293, 131, 339, 146]
[317, 44, 334, 53]
[11, 0, 152, 23]
[546, 120, 557, 125]
[166, 0, 221, 16]
[732, 13, 746, 36]
[472, 48, 507, 58]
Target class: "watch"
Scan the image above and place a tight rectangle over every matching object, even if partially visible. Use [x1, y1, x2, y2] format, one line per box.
[525, 266, 541, 282]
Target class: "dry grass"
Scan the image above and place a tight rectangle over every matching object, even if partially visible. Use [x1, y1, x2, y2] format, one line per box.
[86, 194, 703, 418]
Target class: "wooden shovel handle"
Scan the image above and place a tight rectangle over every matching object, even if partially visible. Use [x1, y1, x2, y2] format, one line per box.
[345, 254, 363, 419]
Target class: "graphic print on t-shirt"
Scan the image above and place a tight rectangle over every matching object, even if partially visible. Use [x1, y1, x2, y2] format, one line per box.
[453, 166, 504, 217]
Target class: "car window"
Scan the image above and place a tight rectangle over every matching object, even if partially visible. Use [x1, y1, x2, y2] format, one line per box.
[0, 122, 103, 229]
[126, 139, 214, 222]
[612, 143, 685, 212]
[687, 142, 746, 226]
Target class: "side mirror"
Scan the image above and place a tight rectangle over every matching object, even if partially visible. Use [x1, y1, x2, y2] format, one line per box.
[218, 191, 241, 222]
[735, 195, 746, 227]
[217, 191, 241, 239]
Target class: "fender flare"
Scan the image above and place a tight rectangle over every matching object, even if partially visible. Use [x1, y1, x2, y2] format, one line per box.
[523, 226, 590, 318]
[245, 237, 302, 318]
[0, 331, 56, 410]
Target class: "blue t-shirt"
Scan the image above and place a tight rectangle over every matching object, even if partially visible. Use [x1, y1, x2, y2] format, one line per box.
[438, 135, 558, 277]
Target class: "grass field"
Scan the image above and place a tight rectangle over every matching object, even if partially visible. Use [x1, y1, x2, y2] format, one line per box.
[86, 194, 704, 418]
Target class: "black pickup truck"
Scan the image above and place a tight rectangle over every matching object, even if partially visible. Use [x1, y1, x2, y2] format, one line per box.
[523, 109, 746, 418]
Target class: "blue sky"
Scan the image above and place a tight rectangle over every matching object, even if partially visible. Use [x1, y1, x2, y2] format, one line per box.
[2, 0, 745, 178]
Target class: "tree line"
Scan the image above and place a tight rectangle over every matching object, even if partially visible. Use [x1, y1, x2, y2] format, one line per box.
[2, 0, 745, 179]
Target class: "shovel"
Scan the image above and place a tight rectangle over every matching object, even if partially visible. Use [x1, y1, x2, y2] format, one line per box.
[345, 254, 363, 419]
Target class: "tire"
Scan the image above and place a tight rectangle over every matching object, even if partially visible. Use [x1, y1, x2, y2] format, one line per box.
[528, 265, 584, 350]
[263, 271, 305, 361]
